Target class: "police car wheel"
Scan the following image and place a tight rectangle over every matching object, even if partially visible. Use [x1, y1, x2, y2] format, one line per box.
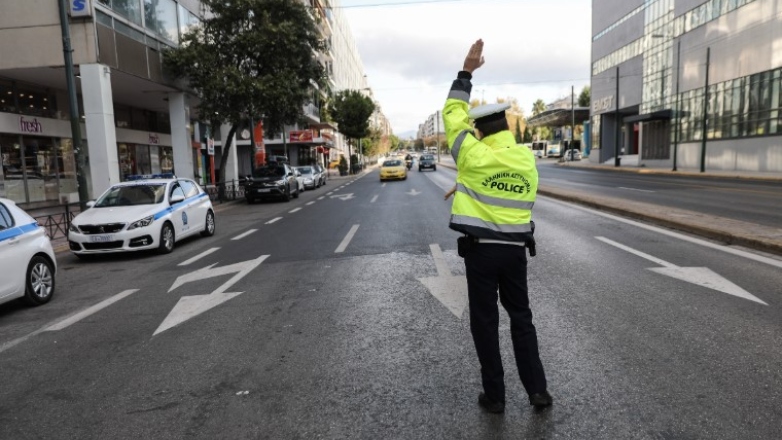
[283, 186, 291, 202]
[158, 222, 175, 254]
[201, 210, 216, 237]
[24, 255, 55, 306]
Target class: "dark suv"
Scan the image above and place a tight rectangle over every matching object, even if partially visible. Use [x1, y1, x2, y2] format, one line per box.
[244, 164, 299, 203]
[418, 154, 436, 172]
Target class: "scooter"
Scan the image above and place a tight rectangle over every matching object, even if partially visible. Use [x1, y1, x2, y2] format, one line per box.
[406, 159, 413, 170]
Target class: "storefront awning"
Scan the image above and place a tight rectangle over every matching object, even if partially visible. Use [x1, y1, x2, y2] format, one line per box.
[527, 107, 591, 127]
[623, 109, 672, 123]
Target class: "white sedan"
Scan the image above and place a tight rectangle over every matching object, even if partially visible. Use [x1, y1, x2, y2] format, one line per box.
[68, 178, 215, 257]
[0, 198, 57, 307]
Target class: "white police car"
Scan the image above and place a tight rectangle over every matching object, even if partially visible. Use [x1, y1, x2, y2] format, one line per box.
[68, 178, 215, 257]
[0, 198, 57, 307]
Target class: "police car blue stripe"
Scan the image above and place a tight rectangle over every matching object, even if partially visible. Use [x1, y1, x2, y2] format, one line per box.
[152, 192, 209, 220]
[0, 222, 39, 242]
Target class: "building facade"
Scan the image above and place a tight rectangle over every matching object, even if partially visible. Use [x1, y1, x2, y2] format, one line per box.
[417, 110, 444, 139]
[0, 0, 387, 210]
[590, 0, 782, 173]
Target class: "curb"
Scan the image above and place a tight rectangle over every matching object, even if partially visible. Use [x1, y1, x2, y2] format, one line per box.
[555, 161, 782, 182]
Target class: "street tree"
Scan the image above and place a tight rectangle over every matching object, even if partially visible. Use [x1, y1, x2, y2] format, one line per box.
[329, 90, 375, 172]
[163, 0, 325, 190]
[578, 86, 591, 107]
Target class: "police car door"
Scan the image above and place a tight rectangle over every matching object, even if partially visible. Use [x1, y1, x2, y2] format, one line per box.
[168, 182, 189, 238]
[0, 202, 26, 298]
[179, 179, 205, 235]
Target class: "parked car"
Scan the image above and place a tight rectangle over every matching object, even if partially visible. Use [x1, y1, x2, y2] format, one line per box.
[564, 149, 582, 161]
[379, 159, 407, 181]
[68, 178, 215, 256]
[295, 166, 319, 190]
[245, 164, 299, 203]
[0, 198, 57, 307]
[293, 168, 306, 193]
[313, 164, 326, 186]
[418, 154, 436, 172]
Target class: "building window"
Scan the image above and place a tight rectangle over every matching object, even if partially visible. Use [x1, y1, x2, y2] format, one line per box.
[144, 0, 179, 43]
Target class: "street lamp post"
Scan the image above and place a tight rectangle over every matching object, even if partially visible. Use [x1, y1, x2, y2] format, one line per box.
[58, 0, 90, 210]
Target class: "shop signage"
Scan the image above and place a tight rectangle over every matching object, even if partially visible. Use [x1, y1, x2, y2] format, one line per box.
[19, 116, 43, 134]
[289, 130, 313, 143]
[70, 0, 93, 18]
[207, 138, 215, 155]
[149, 133, 160, 144]
[592, 95, 614, 113]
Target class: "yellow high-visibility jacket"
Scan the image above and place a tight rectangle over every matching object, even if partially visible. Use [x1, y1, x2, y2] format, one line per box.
[444, 71, 538, 242]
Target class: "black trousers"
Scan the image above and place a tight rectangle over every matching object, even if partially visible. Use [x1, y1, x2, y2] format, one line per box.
[464, 243, 547, 403]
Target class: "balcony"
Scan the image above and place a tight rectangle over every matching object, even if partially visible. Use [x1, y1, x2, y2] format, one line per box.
[303, 103, 321, 124]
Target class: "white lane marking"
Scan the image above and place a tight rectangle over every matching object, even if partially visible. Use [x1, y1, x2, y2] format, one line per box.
[289, 208, 302, 213]
[0, 289, 136, 353]
[306, 201, 315, 206]
[335, 224, 360, 253]
[157, 255, 269, 335]
[371, 195, 378, 203]
[318, 196, 325, 200]
[417, 244, 468, 318]
[266, 217, 282, 224]
[543, 197, 782, 269]
[619, 187, 655, 193]
[179, 248, 220, 266]
[46, 289, 140, 331]
[382, 183, 387, 188]
[596, 236, 767, 305]
[232, 229, 257, 241]
[327, 192, 334, 195]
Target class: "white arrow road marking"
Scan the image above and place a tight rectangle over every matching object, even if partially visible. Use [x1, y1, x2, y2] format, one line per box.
[596, 237, 767, 305]
[417, 244, 468, 318]
[155, 255, 270, 335]
[335, 225, 359, 253]
[179, 248, 220, 266]
[407, 189, 421, 196]
[329, 193, 354, 201]
[232, 229, 257, 241]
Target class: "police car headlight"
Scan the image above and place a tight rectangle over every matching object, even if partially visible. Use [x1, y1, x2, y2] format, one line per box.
[128, 215, 154, 230]
[69, 223, 80, 234]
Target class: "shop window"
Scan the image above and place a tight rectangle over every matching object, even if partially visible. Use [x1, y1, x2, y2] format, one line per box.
[0, 80, 16, 114]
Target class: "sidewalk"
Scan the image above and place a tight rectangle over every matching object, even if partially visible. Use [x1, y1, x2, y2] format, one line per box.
[438, 156, 782, 257]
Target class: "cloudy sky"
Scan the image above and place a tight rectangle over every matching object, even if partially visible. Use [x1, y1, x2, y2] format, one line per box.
[340, 0, 593, 138]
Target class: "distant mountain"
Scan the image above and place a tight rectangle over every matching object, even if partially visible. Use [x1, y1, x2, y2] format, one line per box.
[395, 130, 417, 139]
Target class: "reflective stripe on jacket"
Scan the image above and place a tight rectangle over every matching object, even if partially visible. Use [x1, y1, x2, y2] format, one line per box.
[443, 72, 538, 242]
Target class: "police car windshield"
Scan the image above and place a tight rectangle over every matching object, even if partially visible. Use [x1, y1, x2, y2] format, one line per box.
[297, 167, 313, 174]
[95, 184, 167, 207]
[383, 160, 402, 167]
[252, 167, 286, 178]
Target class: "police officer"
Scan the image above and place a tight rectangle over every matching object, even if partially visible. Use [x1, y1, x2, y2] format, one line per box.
[444, 39, 552, 413]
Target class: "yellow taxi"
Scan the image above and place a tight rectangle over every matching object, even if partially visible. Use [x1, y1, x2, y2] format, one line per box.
[379, 158, 407, 181]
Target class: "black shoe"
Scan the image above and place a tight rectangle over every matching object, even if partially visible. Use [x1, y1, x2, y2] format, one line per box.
[529, 391, 553, 408]
[478, 393, 505, 414]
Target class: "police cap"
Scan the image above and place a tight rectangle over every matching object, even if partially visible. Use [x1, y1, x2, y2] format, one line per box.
[468, 102, 511, 125]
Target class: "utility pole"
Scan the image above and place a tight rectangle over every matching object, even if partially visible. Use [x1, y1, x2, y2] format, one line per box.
[58, 0, 90, 210]
[700, 47, 710, 173]
[614, 66, 621, 167]
[672, 40, 681, 172]
[571, 85, 575, 159]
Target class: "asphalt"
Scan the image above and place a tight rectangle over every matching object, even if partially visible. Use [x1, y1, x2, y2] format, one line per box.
[437, 156, 782, 258]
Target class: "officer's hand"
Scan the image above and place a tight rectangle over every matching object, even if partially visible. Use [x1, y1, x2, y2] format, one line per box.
[463, 39, 485, 73]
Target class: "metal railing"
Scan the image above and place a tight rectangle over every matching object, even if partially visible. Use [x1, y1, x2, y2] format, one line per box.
[33, 204, 77, 241]
[204, 180, 246, 203]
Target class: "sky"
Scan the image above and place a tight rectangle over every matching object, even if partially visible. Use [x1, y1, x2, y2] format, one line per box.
[340, 0, 593, 138]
